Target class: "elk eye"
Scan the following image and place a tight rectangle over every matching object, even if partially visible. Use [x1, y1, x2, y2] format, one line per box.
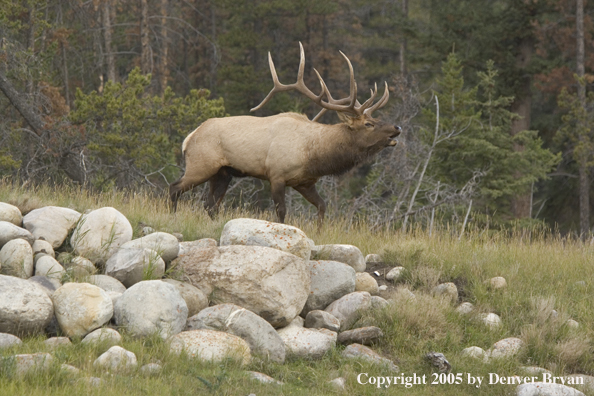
[365, 122, 374, 128]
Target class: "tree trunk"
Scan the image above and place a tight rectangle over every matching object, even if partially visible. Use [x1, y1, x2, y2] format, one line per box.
[576, 0, 590, 239]
[509, 36, 533, 218]
[0, 71, 44, 136]
[158, 0, 169, 94]
[103, 0, 116, 83]
[400, 0, 408, 75]
[140, 0, 151, 74]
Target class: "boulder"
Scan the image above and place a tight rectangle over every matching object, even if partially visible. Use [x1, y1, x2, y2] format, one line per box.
[0, 221, 34, 248]
[44, 337, 72, 348]
[34, 256, 65, 281]
[480, 313, 502, 329]
[432, 282, 458, 303]
[93, 346, 137, 371]
[81, 328, 122, 346]
[0, 238, 33, 278]
[220, 218, 311, 260]
[304, 310, 340, 332]
[312, 244, 365, 272]
[385, 266, 405, 282]
[324, 291, 371, 330]
[120, 232, 180, 262]
[70, 207, 133, 264]
[63, 256, 96, 277]
[461, 346, 486, 359]
[277, 320, 337, 359]
[0, 202, 22, 226]
[337, 326, 383, 345]
[456, 302, 474, 314]
[370, 296, 389, 309]
[302, 260, 356, 315]
[516, 383, 585, 396]
[52, 282, 113, 337]
[178, 238, 218, 257]
[0, 333, 22, 349]
[32, 239, 55, 258]
[170, 329, 251, 365]
[161, 279, 208, 317]
[14, 353, 53, 376]
[87, 275, 126, 294]
[489, 276, 507, 289]
[247, 371, 284, 385]
[0, 275, 54, 336]
[23, 206, 81, 249]
[365, 254, 382, 263]
[114, 280, 188, 339]
[140, 363, 162, 376]
[187, 303, 285, 363]
[342, 343, 398, 371]
[173, 245, 309, 328]
[355, 272, 379, 295]
[105, 247, 165, 287]
[487, 337, 524, 360]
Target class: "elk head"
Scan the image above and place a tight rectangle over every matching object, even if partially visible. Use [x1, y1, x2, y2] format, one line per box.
[251, 42, 401, 150]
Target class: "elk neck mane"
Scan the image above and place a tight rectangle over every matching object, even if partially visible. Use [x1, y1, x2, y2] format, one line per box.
[305, 122, 372, 177]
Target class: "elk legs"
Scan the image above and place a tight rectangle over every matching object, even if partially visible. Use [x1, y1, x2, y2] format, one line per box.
[270, 180, 287, 223]
[205, 169, 233, 216]
[293, 183, 326, 226]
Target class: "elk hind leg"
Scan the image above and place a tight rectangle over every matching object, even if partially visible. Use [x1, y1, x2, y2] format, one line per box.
[293, 183, 326, 227]
[169, 169, 218, 212]
[205, 169, 233, 217]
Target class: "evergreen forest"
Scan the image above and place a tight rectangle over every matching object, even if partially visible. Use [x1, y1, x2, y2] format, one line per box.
[0, 0, 592, 236]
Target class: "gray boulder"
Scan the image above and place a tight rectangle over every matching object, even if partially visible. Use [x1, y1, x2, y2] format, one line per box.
[0, 333, 22, 349]
[0, 238, 33, 278]
[170, 329, 251, 365]
[105, 247, 165, 287]
[312, 244, 366, 272]
[120, 232, 180, 262]
[93, 346, 137, 371]
[302, 260, 356, 315]
[161, 279, 208, 317]
[516, 383, 585, 396]
[172, 245, 310, 328]
[82, 328, 122, 346]
[114, 280, 188, 339]
[277, 319, 337, 359]
[0, 221, 34, 248]
[0, 202, 22, 226]
[87, 274, 126, 294]
[304, 310, 340, 332]
[324, 291, 371, 330]
[186, 303, 285, 363]
[220, 218, 311, 260]
[34, 256, 65, 281]
[52, 282, 113, 337]
[342, 343, 398, 371]
[70, 207, 133, 264]
[178, 238, 217, 256]
[23, 206, 81, 249]
[0, 275, 54, 336]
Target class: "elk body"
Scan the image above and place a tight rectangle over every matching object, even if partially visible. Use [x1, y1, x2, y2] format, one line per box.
[170, 43, 401, 224]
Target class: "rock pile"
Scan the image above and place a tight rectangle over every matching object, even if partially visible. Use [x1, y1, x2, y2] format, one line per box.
[0, 201, 586, 395]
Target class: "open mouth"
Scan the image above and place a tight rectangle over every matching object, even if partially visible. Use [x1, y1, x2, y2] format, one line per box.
[388, 138, 398, 146]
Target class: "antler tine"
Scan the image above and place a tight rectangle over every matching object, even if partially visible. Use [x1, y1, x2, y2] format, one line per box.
[358, 83, 378, 113]
[250, 52, 285, 112]
[363, 81, 390, 116]
[338, 51, 358, 110]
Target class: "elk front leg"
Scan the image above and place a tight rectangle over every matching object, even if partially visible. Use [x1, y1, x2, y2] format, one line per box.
[270, 181, 287, 223]
[293, 183, 326, 226]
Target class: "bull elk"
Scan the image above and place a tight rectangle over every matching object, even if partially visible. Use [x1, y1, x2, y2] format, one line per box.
[170, 43, 401, 224]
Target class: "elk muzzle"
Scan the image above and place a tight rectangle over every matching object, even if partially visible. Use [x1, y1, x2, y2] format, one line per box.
[388, 125, 402, 146]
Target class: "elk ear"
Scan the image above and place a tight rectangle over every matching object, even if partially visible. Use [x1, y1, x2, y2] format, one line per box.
[337, 112, 356, 126]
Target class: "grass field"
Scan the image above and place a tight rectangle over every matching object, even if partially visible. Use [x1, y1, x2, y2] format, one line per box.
[1, 181, 594, 395]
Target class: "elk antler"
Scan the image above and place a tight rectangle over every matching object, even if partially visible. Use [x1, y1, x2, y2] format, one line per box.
[251, 43, 390, 121]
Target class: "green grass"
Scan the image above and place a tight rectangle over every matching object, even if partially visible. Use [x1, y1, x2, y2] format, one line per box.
[1, 180, 594, 395]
